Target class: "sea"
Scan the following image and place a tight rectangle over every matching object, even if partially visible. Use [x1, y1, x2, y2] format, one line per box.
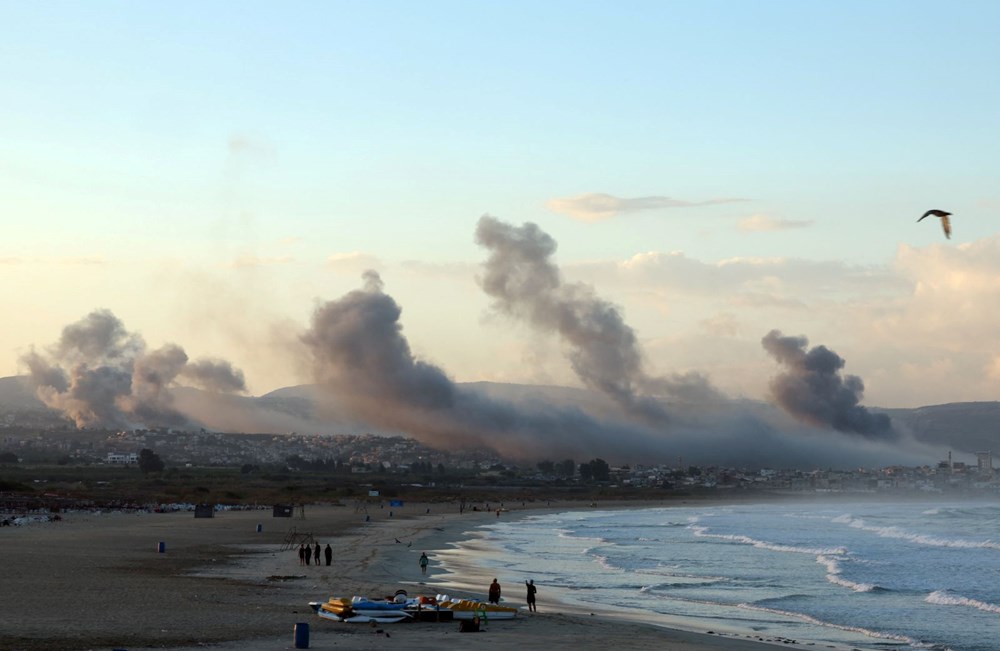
[430, 499, 1000, 651]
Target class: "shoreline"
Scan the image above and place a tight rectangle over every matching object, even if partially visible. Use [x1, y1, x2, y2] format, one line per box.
[0, 498, 801, 650]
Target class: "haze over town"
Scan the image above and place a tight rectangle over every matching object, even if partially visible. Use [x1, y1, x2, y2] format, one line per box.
[3, 3, 998, 468]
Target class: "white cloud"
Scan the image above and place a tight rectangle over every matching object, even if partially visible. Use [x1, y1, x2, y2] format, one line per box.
[546, 192, 747, 222]
[326, 252, 382, 274]
[738, 214, 814, 232]
[537, 235, 1000, 407]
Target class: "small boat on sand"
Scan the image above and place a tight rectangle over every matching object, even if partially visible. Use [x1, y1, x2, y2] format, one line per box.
[436, 597, 518, 620]
[311, 596, 412, 620]
[310, 593, 517, 623]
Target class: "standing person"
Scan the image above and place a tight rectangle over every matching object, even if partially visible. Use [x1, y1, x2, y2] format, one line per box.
[324, 543, 333, 566]
[525, 579, 537, 612]
[304, 544, 311, 565]
[298, 544, 306, 566]
[419, 552, 429, 575]
[488, 578, 501, 604]
[313, 542, 321, 566]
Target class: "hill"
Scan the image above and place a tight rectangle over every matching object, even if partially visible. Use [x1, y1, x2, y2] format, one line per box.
[2, 375, 996, 455]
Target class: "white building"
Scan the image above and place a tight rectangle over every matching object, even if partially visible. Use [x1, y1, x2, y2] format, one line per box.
[106, 452, 138, 465]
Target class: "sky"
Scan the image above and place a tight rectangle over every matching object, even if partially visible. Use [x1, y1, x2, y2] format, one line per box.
[3, 0, 1000, 417]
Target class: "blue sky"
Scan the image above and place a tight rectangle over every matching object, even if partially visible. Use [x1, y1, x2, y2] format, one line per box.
[2, 1, 999, 409]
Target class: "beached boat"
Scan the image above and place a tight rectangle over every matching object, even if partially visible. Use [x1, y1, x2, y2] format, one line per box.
[310, 595, 415, 623]
[315, 607, 411, 624]
[310, 593, 516, 623]
[437, 598, 518, 620]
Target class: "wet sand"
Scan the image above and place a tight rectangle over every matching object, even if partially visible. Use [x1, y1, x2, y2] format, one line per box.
[0, 500, 798, 650]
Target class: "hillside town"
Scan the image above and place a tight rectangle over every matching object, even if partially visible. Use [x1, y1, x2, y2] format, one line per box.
[1, 427, 996, 495]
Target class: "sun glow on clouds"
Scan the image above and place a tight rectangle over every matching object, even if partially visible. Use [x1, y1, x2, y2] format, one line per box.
[548, 233, 1000, 406]
[738, 214, 814, 232]
[326, 252, 382, 274]
[546, 192, 747, 222]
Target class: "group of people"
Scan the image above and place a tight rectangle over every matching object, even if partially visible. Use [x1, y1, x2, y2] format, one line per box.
[298, 541, 333, 566]
[417, 554, 538, 612]
[487, 577, 537, 612]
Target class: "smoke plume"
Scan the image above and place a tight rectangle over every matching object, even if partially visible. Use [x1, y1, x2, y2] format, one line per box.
[22, 309, 246, 429]
[301, 271, 678, 460]
[761, 329, 895, 439]
[474, 215, 718, 424]
[299, 269, 922, 466]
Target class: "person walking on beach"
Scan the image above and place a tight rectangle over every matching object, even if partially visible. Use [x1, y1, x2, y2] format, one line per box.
[488, 578, 502, 604]
[324, 543, 332, 566]
[419, 552, 429, 575]
[313, 542, 321, 566]
[525, 579, 537, 612]
[298, 543, 306, 566]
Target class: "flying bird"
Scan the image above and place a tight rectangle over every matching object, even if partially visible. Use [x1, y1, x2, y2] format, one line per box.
[918, 209, 952, 239]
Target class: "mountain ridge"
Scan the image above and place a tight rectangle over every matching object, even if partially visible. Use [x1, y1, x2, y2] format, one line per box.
[1, 375, 996, 455]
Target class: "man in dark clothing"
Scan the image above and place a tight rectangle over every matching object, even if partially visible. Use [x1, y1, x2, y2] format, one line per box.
[488, 578, 501, 604]
[324, 543, 333, 566]
[313, 542, 321, 566]
[525, 579, 537, 612]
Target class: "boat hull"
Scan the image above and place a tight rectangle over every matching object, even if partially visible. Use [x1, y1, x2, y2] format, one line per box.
[440, 599, 518, 620]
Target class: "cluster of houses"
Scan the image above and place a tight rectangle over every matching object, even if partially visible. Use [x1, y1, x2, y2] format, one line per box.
[2, 428, 996, 494]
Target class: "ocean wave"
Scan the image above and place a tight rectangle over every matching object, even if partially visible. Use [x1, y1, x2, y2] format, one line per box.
[737, 602, 919, 645]
[690, 525, 848, 556]
[815, 554, 883, 593]
[926, 590, 1000, 614]
[639, 578, 727, 592]
[833, 515, 1000, 550]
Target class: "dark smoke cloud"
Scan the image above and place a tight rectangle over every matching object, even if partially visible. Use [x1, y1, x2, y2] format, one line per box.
[22, 309, 247, 429]
[474, 215, 719, 424]
[761, 329, 896, 439]
[182, 359, 247, 393]
[299, 272, 925, 468]
[301, 271, 678, 460]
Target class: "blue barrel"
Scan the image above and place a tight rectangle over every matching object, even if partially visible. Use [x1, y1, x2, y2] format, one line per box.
[256, 523, 262, 533]
[293, 622, 309, 649]
[157, 541, 165, 553]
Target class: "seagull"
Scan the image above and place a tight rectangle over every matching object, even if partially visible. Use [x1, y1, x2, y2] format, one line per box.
[918, 209, 952, 239]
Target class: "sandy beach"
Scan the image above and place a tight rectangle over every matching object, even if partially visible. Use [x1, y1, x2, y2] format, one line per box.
[0, 500, 802, 651]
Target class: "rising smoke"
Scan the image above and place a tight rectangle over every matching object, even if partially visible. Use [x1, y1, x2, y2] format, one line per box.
[474, 215, 719, 423]
[298, 269, 926, 468]
[300, 271, 678, 460]
[22, 309, 246, 429]
[761, 329, 896, 439]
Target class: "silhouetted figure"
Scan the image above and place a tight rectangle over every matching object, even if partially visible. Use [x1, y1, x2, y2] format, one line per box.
[488, 578, 502, 604]
[918, 209, 952, 239]
[526, 579, 537, 612]
[419, 552, 429, 575]
[298, 543, 306, 566]
[313, 542, 321, 566]
[324, 543, 332, 566]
